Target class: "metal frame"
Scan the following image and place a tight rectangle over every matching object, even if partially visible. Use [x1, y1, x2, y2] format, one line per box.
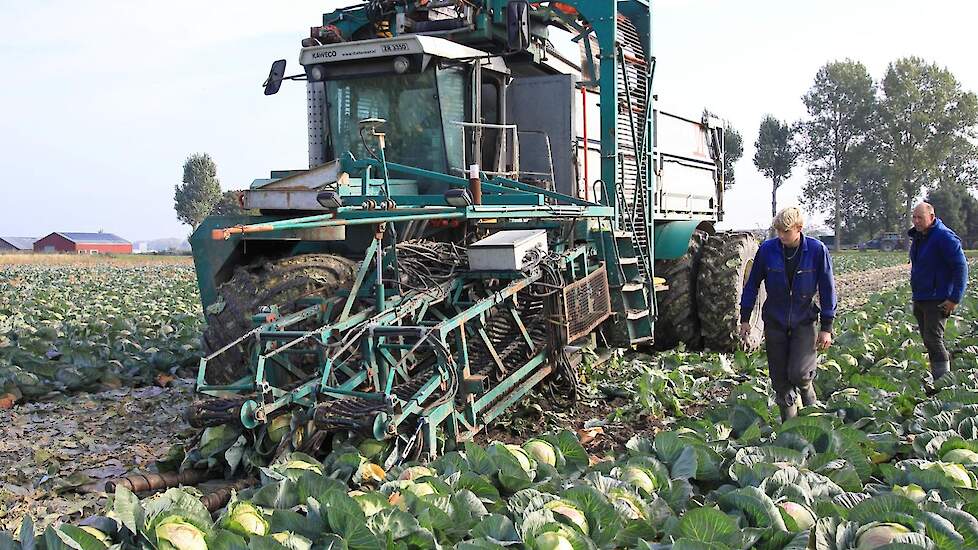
[186, 0, 725, 458]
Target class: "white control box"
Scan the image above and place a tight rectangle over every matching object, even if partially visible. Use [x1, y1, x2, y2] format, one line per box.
[467, 230, 548, 271]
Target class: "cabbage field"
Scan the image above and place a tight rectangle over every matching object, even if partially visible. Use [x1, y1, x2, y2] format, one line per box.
[1, 254, 977, 550]
[830, 251, 909, 275]
[0, 260, 202, 404]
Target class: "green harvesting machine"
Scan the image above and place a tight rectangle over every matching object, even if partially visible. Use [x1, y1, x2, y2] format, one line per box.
[188, 0, 763, 464]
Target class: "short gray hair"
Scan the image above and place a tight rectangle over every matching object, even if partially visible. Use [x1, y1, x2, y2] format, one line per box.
[773, 207, 805, 231]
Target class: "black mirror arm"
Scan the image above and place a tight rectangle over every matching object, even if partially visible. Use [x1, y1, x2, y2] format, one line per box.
[262, 73, 308, 88]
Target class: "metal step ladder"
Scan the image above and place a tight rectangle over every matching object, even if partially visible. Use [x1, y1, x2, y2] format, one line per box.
[604, 229, 653, 346]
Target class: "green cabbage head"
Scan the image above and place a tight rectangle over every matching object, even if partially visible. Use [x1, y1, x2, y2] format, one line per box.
[778, 501, 816, 531]
[891, 484, 926, 503]
[544, 500, 589, 535]
[155, 517, 208, 550]
[921, 461, 976, 488]
[942, 448, 978, 464]
[535, 531, 574, 550]
[856, 522, 912, 549]
[223, 501, 269, 538]
[271, 532, 313, 550]
[523, 439, 557, 467]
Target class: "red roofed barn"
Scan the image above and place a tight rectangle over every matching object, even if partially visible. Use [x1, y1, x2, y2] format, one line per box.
[34, 232, 132, 254]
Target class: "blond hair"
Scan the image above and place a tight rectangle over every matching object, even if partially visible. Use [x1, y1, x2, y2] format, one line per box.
[773, 207, 805, 231]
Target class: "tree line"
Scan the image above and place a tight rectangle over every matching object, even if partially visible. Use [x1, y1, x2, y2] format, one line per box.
[745, 57, 978, 247]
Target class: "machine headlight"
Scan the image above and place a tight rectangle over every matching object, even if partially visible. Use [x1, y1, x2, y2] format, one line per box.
[392, 56, 410, 74]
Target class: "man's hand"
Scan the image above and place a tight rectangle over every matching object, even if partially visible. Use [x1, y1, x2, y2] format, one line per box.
[816, 331, 832, 351]
[940, 300, 958, 317]
[739, 322, 752, 342]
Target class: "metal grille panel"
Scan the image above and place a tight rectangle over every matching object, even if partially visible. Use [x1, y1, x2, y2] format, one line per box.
[307, 82, 327, 168]
[562, 265, 612, 343]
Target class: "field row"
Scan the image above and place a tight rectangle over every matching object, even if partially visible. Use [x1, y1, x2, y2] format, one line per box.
[0, 264, 202, 401]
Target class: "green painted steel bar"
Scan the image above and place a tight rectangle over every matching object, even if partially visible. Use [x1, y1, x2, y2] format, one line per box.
[217, 205, 613, 240]
[484, 174, 594, 206]
[319, 370, 371, 398]
[198, 383, 255, 394]
[225, 211, 467, 235]
[259, 378, 320, 418]
[341, 238, 378, 321]
[423, 401, 456, 452]
[469, 351, 548, 421]
[480, 359, 552, 425]
[346, 157, 596, 207]
[342, 194, 543, 207]
[391, 375, 443, 427]
[465, 206, 613, 219]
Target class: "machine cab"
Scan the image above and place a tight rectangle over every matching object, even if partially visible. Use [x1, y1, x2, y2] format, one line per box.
[300, 36, 509, 196]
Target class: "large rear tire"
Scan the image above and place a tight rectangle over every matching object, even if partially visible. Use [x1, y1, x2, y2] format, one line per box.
[201, 254, 357, 384]
[696, 232, 764, 352]
[653, 229, 707, 350]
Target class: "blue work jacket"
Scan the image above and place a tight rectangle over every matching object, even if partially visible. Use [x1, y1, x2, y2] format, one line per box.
[740, 235, 837, 331]
[908, 218, 968, 304]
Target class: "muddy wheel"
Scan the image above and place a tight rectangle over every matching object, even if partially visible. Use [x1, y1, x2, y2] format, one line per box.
[654, 229, 707, 350]
[201, 254, 357, 384]
[696, 232, 764, 352]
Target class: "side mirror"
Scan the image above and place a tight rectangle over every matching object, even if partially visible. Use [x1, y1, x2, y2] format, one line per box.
[263, 59, 287, 96]
[506, 1, 530, 52]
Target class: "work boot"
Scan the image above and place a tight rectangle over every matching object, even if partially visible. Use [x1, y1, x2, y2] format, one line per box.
[778, 403, 797, 422]
[799, 384, 817, 407]
[931, 360, 950, 381]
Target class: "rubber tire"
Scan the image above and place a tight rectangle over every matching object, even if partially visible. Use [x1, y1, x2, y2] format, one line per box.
[696, 232, 765, 352]
[653, 229, 707, 350]
[881, 241, 895, 252]
[201, 254, 358, 384]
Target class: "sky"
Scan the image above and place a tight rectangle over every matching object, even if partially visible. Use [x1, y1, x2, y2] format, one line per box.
[1, 1, 976, 241]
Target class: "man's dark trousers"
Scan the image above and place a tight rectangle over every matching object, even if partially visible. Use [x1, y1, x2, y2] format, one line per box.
[912, 300, 950, 378]
[765, 322, 818, 412]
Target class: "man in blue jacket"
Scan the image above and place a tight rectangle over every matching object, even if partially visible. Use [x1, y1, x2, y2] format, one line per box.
[739, 207, 837, 421]
[909, 202, 968, 382]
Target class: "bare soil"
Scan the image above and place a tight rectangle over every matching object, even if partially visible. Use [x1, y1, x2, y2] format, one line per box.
[0, 381, 195, 532]
[835, 263, 910, 311]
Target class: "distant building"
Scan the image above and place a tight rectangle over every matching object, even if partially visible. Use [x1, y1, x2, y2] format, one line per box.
[0, 237, 37, 252]
[34, 232, 132, 254]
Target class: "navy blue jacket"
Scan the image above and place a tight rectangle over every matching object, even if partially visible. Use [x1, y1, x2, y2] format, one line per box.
[908, 218, 968, 304]
[740, 235, 838, 331]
